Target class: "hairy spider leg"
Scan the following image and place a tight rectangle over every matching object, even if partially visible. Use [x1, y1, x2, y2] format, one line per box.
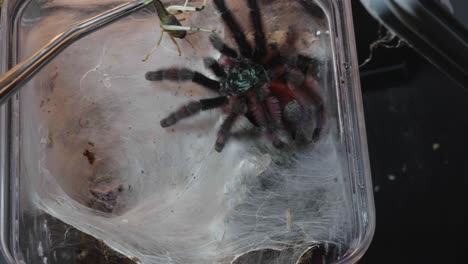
[209, 33, 238, 58]
[161, 96, 229, 127]
[302, 76, 325, 141]
[264, 102, 286, 148]
[246, 0, 267, 61]
[215, 112, 239, 152]
[247, 91, 285, 148]
[295, 54, 319, 75]
[264, 96, 283, 127]
[265, 55, 288, 71]
[166, 0, 207, 13]
[203, 57, 227, 78]
[145, 68, 221, 91]
[213, 0, 253, 57]
[215, 98, 248, 152]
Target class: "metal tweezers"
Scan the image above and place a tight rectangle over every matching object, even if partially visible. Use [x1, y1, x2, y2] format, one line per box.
[0, 0, 154, 105]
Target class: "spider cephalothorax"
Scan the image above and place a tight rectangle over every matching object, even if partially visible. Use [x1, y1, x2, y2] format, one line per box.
[219, 59, 270, 96]
[146, 0, 325, 152]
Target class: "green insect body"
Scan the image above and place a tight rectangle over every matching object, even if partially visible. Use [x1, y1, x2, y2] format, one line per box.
[153, 0, 187, 39]
[143, 0, 212, 60]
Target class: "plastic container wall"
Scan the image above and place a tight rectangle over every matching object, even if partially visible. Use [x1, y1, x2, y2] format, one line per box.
[1, 0, 374, 263]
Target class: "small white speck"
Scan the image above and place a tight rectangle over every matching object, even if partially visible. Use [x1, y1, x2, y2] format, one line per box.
[43, 219, 48, 235]
[432, 143, 440, 151]
[39, 136, 50, 145]
[402, 164, 407, 173]
[387, 174, 396, 181]
[37, 241, 43, 257]
[103, 78, 112, 88]
[122, 219, 129, 223]
[42, 256, 48, 264]
[286, 208, 292, 230]
[374, 185, 380, 192]
[315, 30, 330, 36]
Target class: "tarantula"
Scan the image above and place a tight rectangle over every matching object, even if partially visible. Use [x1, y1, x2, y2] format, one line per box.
[145, 0, 325, 152]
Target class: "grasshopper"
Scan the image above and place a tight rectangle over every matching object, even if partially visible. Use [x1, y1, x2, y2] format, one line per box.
[144, 0, 214, 60]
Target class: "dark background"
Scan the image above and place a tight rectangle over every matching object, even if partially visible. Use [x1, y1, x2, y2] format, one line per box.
[353, 1, 467, 263]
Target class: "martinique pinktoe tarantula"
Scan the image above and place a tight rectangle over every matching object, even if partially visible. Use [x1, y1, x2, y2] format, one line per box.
[145, 0, 325, 152]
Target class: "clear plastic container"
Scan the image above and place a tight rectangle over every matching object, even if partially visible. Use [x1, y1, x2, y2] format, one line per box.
[0, 0, 375, 263]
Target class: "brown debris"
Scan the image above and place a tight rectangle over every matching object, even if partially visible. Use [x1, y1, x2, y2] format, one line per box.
[83, 149, 96, 165]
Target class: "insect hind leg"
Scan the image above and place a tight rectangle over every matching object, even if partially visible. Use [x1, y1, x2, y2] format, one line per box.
[142, 31, 165, 62]
[162, 25, 215, 33]
[167, 0, 208, 13]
